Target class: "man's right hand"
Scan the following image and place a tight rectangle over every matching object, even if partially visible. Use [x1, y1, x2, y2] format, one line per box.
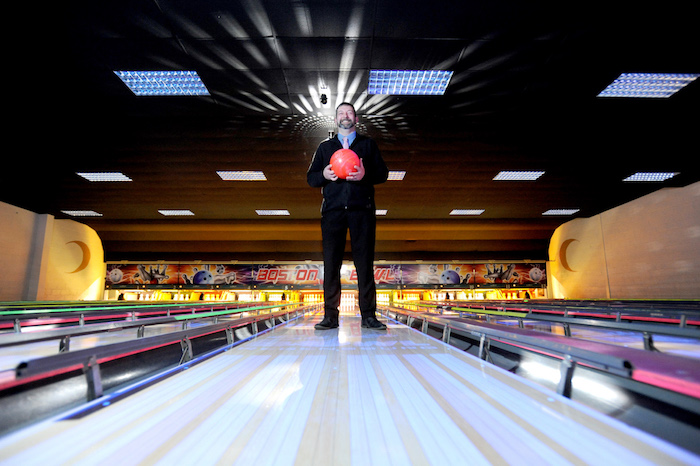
[323, 164, 338, 181]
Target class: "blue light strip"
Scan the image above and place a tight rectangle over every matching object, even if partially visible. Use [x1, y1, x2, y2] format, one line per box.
[158, 210, 195, 216]
[493, 171, 545, 181]
[597, 73, 699, 98]
[542, 209, 579, 216]
[387, 170, 406, 180]
[61, 210, 103, 217]
[256, 210, 290, 216]
[450, 209, 485, 216]
[623, 172, 678, 182]
[77, 172, 132, 182]
[368, 70, 453, 95]
[217, 171, 268, 181]
[115, 71, 210, 96]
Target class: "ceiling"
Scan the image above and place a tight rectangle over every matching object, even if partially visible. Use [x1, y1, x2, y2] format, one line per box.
[6, 0, 698, 262]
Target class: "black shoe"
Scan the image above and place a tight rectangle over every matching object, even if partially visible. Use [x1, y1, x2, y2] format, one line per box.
[361, 316, 387, 330]
[315, 316, 339, 330]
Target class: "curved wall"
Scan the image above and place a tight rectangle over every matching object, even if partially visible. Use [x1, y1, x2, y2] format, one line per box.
[0, 202, 105, 301]
[549, 182, 700, 299]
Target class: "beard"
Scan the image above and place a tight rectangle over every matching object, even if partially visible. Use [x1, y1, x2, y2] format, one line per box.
[337, 118, 355, 130]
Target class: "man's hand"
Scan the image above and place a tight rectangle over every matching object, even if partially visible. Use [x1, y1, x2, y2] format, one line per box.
[346, 158, 365, 181]
[323, 164, 338, 181]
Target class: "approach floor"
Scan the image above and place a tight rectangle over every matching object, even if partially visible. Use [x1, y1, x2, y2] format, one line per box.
[1, 310, 697, 465]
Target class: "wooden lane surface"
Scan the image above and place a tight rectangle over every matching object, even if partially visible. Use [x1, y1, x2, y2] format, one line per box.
[1, 310, 698, 465]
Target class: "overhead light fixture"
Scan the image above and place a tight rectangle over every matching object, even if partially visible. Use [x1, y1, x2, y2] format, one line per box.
[376, 209, 388, 216]
[319, 84, 331, 108]
[256, 210, 290, 216]
[542, 209, 579, 216]
[449, 209, 485, 216]
[623, 172, 679, 182]
[61, 210, 103, 217]
[115, 71, 210, 96]
[217, 171, 267, 181]
[387, 170, 406, 180]
[158, 210, 195, 216]
[77, 172, 132, 182]
[493, 171, 545, 181]
[368, 70, 453, 95]
[597, 73, 699, 98]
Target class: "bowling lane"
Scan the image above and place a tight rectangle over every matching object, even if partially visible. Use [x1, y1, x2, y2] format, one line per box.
[502, 319, 700, 360]
[1, 312, 698, 465]
[407, 302, 700, 360]
[0, 306, 283, 371]
[0, 321, 213, 371]
[564, 326, 700, 359]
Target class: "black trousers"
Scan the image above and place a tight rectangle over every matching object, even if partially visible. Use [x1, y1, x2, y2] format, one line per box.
[321, 208, 377, 319]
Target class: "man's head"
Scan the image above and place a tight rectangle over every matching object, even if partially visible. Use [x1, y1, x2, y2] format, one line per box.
[335, 102, 357, 131]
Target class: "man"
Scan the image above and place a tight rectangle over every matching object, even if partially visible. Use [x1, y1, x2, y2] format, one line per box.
[307, 102, 389, 330]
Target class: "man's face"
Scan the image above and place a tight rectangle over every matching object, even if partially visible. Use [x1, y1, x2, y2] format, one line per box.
[336, 105, 357, 130]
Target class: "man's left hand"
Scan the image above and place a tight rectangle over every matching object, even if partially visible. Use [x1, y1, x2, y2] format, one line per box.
[347, 158, 365, 181]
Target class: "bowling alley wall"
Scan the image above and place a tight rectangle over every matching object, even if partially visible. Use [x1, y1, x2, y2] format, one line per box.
[2, 181, 699, 301]
[104, 261, 546, 290]
[1, 202, 105, 301]
[548, 181, 700, 300]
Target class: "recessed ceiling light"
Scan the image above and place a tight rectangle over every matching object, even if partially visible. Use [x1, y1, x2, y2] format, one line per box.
[368, 70, 453, 95]
[256, 210, 290, 216]
[61, 210, 103, 217]
[114, 71, 210, 96]
[597, 73, 699, 98]
[493, 171, 545, 181]
[77, 172, 132, 182]
[449, 209, 485, 216]
[543, 209, 579, 216]
[387, 171, 406, 180]
[622, 172, 679, 182]
[376, 209, 388, 216]
[217, 171, 267, 181]
[158, 210, 195, 216]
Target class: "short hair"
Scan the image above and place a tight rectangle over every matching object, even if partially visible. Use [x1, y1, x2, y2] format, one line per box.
[335, 102, 356, 114]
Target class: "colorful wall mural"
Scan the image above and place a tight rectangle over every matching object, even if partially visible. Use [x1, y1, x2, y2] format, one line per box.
[106, 262, 546, 288]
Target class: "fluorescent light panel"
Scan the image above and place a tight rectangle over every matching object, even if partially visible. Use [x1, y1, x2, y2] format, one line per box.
[115, 71, 210, 96]
[77, 172, 132, 182]
[217, 171, 267, 181]
[61, 210, 103, 217]
[623, 172, 679, 182]
[598, 73, 699, 98]
[158, 210, 195, 216]
[387, 171, 406, 180]
[450, 209, 485, 216]
[376, 209, 388, 216]
[543, 209, 579, 216]
[256, 210, 290, 216]
[368, 70, 453, 95]
[493, 171, 545, 181]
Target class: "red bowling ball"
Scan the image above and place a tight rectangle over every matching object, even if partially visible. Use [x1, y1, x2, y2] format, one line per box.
[330, 149, 360, 179]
